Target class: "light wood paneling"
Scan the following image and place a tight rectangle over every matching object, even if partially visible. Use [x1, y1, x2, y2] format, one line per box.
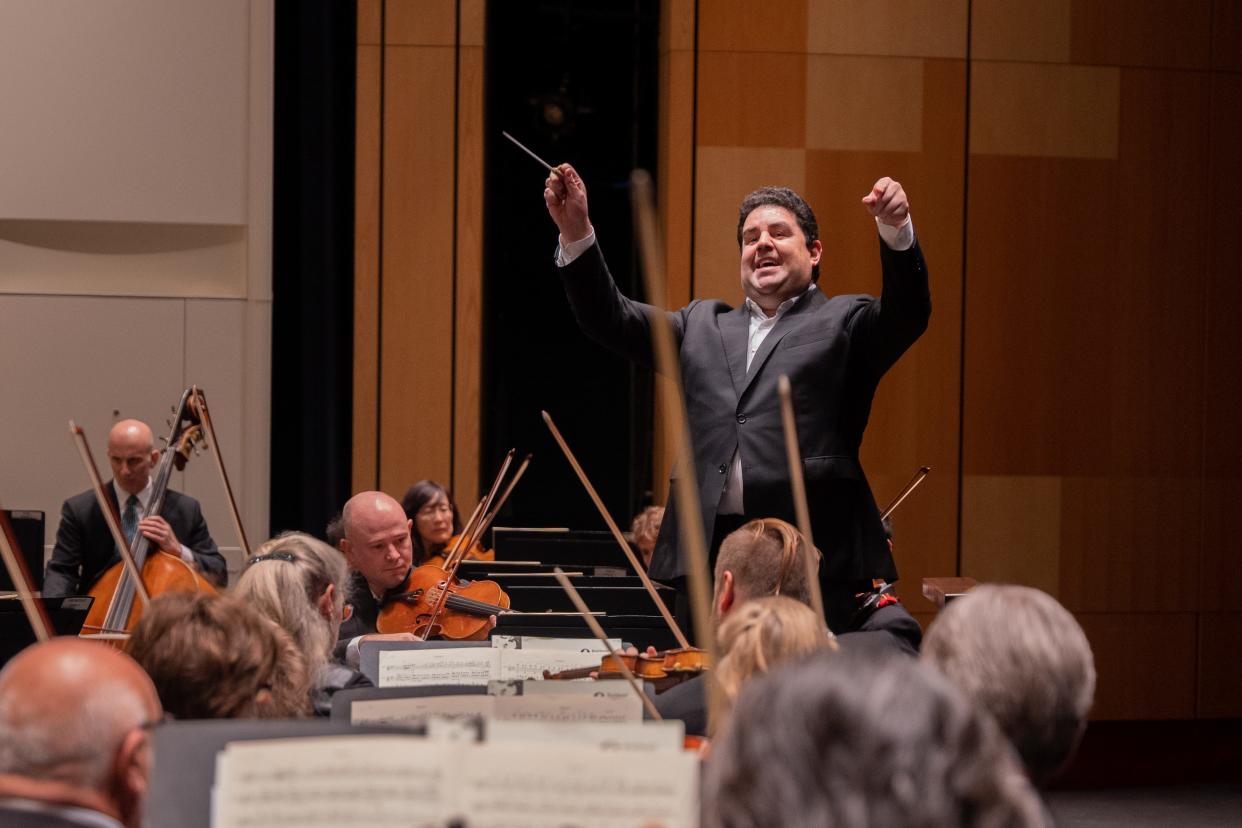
[804, 56, 924, 153]
[358, 0, 382, 45]
[1199, 612, 1242, 717]
[692, 147, 806, 303]
[807, 0, 968, 59]
[970, 62, 1119, 159]
[1070, 0, 1212, 70]
[971, 0, 1071, 63]
[386, 0, 457, 46]
[696, 51, 807, 149]
[378, 45, 457, 495]
[353, 43, 382, 493]
[961, 475, 1062, 596]
[453, 36, 484, 503]
[697, 0, 807, 52]
[1077, 612, 1197, 719]
[661, 0, 695, 52]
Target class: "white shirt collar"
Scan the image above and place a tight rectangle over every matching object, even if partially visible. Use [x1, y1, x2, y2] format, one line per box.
[112, 477, 153, 512]
[743, 282, 816, 322]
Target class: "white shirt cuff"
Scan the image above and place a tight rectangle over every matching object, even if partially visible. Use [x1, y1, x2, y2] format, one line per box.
[555, 230, 597, 267]
[876, 216, 915, 251]
[345, 636, 363, 670]
[179, 544, 195, 565]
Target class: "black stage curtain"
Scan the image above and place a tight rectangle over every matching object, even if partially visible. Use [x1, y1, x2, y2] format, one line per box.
[270, 0, 356, 540]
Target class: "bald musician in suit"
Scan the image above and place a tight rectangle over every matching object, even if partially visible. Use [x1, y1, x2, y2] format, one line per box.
[44, 419, 226, 598]
[545, 167, 930, 635]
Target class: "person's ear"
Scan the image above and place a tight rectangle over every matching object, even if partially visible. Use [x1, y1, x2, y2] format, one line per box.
[317, 584, 336, 620]
[716, 571, 735, 617]
[809, 238, 823, 267]
[111, 728, 151, 827]
[339, 538, 353, 564]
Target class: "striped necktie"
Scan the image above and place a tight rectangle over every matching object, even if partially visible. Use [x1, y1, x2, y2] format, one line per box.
[122, 494, 139, 545]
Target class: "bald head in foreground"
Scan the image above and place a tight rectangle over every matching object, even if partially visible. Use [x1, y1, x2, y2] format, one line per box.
[0, 639, 162, 828]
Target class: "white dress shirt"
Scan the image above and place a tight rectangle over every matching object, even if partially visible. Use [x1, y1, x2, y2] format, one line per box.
[112, 478, 195, 565]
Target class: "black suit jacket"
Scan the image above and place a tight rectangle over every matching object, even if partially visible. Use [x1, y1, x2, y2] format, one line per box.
[43, 484, 225, 597]
[561, 238, 930, 631]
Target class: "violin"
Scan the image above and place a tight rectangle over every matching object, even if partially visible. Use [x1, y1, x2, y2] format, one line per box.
[420, 534, 494, 568]
[376, 451, 522, 640]
[543, 646, 713, 689]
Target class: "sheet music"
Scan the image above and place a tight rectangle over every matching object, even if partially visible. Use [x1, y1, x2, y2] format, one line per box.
[515, 679, 635, 700]
[378, 647, 499, 687]
[211, 736, 446, 828]
[492, 635, 621, 652]
[497, 648, 607, 681]
[350, 694, 495, 726]
[455, 742, 699, 828]
[494, 692, 640, 724]
[486, 719, 683, 752]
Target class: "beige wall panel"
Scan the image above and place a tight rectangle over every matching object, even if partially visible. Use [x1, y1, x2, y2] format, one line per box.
[453, 43, 484, 503]
[662, 0, 696, 52]
[359, 0, 382, 45]
[660, 51, 696, 306]
[970, 62, 1119, 159]
[354, 43, 383, 493]
[805, 56, 923, 153]
[387, 0, 457, 45]
[698, 0, 806, 52]
[807, 0, 968, 59]
[697, 51, 807, 148]
[960, 475, 1062, 596]
[0, 0, 250, 225]
[0, 222, 246, 298]
[970, 0, 1071, 63]
[182, 299, 248, 574]
[379, 46, 456, 495]
[1199, 612, 1242, 717]
[1070, 0, 1212, 70]
[1077, 612, 1196, 719]
[1058, 476, 1201, 614]
[692, 147, 806, 303]
[1214, 1, 1242, 71]
[0, 296, 184, 551]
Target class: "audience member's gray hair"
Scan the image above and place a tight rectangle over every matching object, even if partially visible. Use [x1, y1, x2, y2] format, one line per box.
[234, 531, 352, 682]
[0, 675, 147, 788]
[922, 584, 1096, 785]
[703, 650, 1044, 828]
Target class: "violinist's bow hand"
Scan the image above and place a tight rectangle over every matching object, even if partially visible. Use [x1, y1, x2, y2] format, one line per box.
[544, 163, 593, 245]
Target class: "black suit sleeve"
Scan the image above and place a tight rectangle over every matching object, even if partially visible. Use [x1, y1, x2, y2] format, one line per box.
[44, 499, 86, 598]
[176, 496, 227, 587]
[845, 238, 931, 384]
[558, 241, 688, 372]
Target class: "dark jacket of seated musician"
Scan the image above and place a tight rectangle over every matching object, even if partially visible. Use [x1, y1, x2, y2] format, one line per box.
[653, 518, 921, 736]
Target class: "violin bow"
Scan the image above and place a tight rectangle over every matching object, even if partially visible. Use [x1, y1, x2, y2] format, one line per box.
[880, 465, 931, 522]
[552, 567, 662, 721]
[188, 386, 251, 558]
[542, 411, 692, 652]
[419, 449, 515, 640]
[470, 453, 532, 548]
[69, 421, 151, 610]
[777, 376, 827, 623]
[0, 505, 53, 642]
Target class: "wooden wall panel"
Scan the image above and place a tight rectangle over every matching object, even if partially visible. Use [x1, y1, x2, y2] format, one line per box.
[971, 0, 1071, 63]
[696, 51, 806, 149]
[697, 0, 806, 52]
[1199, 613, 1242, 717]
[1078, 613, 1197, 719]
[1069, 0, 1212, 69]
[806, 0, 967, 59]
[353, 41, 381, 492]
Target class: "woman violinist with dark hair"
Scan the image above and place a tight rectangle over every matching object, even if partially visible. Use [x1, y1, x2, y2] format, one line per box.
[399, 479, 463, 565]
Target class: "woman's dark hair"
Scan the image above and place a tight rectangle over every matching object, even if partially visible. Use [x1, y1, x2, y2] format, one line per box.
[400, 479, 463, 564]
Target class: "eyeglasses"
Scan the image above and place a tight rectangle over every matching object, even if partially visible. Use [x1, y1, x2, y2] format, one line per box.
[341, 603, 354, 621]
[416, 503, 454, 518]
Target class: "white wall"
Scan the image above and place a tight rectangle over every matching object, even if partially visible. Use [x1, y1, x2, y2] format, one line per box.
[0, 0, 273, 580]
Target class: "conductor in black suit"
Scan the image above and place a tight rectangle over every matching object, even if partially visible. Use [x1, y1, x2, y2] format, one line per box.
[43, 419, 226, 597]
[545, 166, 930, 634]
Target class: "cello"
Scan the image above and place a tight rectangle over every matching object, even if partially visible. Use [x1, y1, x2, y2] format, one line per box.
[79, 392, 218, 638]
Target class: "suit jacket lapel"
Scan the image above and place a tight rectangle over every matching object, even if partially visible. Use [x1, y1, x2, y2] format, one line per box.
[719, 306, 749, 399]
[739, 288, 824, 399]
